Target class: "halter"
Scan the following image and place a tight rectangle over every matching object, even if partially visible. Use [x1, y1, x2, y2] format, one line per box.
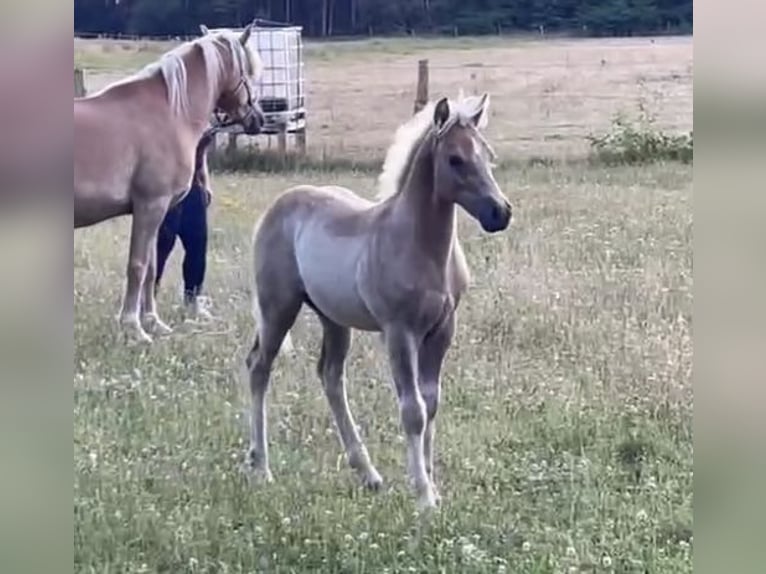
[212, 70, 261, 129]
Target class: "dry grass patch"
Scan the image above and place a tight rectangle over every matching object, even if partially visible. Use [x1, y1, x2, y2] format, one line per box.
[76, 35, 692, 161]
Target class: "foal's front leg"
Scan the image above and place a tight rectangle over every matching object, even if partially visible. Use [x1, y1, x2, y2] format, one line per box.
[385, 327, 437, 509]
[418, 313, 455, 502]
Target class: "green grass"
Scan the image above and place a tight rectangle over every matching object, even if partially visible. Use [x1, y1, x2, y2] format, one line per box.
[74, 161, 692, 573]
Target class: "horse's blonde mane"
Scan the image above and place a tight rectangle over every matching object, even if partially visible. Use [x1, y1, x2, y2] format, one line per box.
[107, 31, 263, 116]
[375, 93, 492, 201]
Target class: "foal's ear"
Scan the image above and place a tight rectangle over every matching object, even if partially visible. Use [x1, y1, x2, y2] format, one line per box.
[239, 23, 254, 46]
[433, 97, 450, 130]
[471, 93, 490, 129]
[199, 24, 210, 36]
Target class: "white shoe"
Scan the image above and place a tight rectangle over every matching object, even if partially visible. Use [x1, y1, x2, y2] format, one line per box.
[185, 294, 214, 321]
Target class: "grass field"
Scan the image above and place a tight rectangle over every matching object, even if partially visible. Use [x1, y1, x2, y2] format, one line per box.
[74, 35, 693, 573]
[75, 35, 693, 161]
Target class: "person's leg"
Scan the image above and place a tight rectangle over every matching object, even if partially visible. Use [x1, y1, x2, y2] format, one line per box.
[154, 204, 181, 294]
[178, 186, 211, 318]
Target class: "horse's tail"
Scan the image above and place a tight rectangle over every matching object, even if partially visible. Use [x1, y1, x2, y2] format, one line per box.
[249, 214, 294, 357]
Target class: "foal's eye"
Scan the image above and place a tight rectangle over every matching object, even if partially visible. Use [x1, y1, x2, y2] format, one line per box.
[448, 155, 464, 168]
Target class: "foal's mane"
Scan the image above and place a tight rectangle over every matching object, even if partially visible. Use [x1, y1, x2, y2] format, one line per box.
[110, 31, 262, 116]
[375, 94, 493, 202]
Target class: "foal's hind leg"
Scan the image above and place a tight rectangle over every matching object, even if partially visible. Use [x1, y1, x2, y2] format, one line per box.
[418, 312, 455, 503]
[317, 317, 383, 490]
[245, 293, 302, 482]
[119, 196, 171, 343]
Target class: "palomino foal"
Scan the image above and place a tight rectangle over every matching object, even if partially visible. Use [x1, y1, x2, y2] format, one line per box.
[75, 24, 265, 343]
[245, 93, 511, 509]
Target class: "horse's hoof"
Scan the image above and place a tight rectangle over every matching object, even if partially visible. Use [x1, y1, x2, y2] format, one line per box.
[120, 319, 153, 344]
[143, 314, 173, 336]
[153, 320, 173, 336]
[124, 330, 153, 345]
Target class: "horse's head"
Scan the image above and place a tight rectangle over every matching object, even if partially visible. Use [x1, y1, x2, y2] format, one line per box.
[202, 24, 266, 135]
[431, 93, 511, 233]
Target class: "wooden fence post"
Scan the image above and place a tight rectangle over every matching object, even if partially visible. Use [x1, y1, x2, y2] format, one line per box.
[296, 128, 307, 156]
[74, 68, 86, 97]
[413, 59, 429, 114]
[226, 133, 238, 155]
[277, 129, 287, 156]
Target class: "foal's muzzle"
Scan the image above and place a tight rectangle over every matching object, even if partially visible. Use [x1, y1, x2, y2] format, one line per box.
[477, 198, 512, 233]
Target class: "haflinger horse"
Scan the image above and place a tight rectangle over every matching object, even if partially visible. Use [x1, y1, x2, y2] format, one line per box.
[244, 92, 512, 509]
[74, 23, 266, 343]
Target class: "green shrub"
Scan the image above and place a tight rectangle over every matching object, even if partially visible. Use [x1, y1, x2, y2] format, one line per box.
[588, 108, 693, 165]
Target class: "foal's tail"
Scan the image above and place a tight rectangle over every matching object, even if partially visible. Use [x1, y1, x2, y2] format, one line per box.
[249, 215, 295, 357]
[250, 288, 295, 355]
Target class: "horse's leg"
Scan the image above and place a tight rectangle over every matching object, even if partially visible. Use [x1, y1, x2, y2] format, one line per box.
[141, 236, 172, 335]
[119, 196, 170, 343]
[244, 291, 302, 483]
[385, 327, 437, 509]
[418, 312, 455, 503]
[317, 316, 383, 490]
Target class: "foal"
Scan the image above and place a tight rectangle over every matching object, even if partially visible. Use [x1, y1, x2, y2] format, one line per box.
[244, 93, 511, 509]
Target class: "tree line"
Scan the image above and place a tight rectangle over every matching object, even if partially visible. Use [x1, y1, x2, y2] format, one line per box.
[75, 0, 693, 39]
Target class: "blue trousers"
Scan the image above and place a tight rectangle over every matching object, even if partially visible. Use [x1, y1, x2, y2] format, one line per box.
[155, 184, 208, 301]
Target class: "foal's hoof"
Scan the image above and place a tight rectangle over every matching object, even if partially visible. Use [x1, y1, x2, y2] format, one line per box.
[361, 470, 384, 491]
[416, 490, 440, 512]
[248, 467, 274, 485]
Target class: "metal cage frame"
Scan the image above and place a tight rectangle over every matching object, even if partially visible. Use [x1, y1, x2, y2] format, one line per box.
[206, 21, 306, 137]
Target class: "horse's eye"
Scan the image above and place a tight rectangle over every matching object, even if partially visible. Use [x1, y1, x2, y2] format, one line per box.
[448, 155, 464, 168]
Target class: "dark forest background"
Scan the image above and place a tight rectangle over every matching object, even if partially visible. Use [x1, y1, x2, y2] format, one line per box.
[75, 1, 693, 39]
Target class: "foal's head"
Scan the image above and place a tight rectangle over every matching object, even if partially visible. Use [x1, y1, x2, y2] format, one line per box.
[200, 24, 266, 135]
[431, 94, 511, 233]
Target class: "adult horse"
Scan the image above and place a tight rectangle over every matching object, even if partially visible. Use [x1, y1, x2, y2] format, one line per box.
[244, 92, 512, 509]
[75, 24, 266, 343]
